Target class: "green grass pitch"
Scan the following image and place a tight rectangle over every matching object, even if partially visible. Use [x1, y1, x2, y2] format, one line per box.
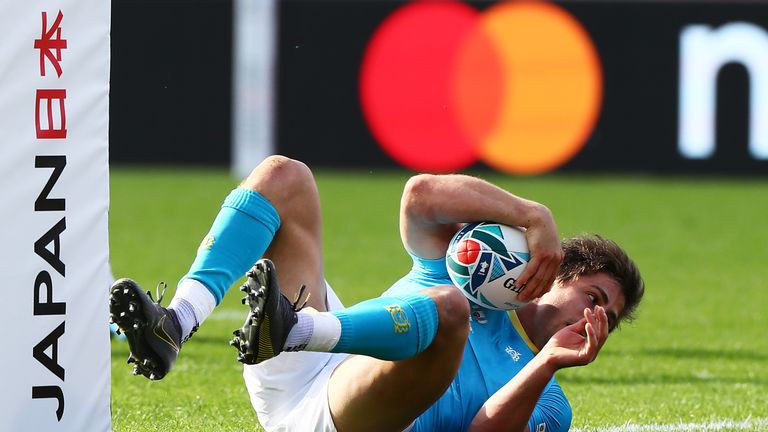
[109, 167, 768, 431]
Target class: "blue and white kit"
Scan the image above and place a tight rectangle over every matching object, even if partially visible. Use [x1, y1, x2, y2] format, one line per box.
[243, 253, 571, 432]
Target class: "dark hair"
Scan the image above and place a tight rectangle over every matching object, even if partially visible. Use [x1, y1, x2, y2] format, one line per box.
[557, 234, 644, 328]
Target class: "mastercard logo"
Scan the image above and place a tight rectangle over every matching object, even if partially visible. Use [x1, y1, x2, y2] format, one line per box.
[359, 0, 603, 175]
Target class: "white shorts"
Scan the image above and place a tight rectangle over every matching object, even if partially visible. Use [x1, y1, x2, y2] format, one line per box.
[243, 283, 349, 432]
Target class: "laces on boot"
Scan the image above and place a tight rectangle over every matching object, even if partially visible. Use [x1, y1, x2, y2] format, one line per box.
[153, 281, 168, 304]
[291, 284, 310, 312]
[146, 281, 196, 343]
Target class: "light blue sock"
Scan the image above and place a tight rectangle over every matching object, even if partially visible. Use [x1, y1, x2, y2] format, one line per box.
[181, 188, 280, 304]
[330, 293, 439, 360]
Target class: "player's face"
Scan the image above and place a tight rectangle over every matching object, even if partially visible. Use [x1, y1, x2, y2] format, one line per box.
[532, 272, 625, 344]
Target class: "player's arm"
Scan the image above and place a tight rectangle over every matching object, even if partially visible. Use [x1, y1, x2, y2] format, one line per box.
[399, 173, 563, 301]
[468, 306, 609, 432]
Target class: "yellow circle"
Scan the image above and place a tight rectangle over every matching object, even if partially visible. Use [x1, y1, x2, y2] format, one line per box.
[478, 1, 603, 175]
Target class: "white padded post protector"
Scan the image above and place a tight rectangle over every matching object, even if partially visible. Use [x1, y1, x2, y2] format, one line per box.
[0, 0, 111, 430]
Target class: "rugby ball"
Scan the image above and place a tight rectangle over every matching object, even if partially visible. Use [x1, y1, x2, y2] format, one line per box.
[446, 222, 531, 310]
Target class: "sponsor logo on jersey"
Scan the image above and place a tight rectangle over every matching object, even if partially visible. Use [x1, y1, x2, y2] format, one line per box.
[505, 345, 521, 362]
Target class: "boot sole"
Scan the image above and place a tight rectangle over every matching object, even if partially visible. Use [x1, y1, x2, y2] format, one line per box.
[109, 279, 176, 380]
[230, 263, 271, 364]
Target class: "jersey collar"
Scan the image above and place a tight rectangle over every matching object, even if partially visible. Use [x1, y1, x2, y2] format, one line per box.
[508, 310, 539, 354]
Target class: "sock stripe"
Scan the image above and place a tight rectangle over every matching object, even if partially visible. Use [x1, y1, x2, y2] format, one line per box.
[333, 312, 354, 353]
[168, 298, 198, 341]
[395, 293, 438, 353]
[223, 188, 281, 230]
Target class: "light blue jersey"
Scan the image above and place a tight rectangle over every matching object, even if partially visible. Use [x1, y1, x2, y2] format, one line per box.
[383, 254, 572, 432]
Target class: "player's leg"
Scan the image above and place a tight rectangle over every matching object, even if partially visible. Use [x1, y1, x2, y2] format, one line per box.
[233, 258, 469, 430]
[233, 256, 452, 364]
[327, 285, 469, 432]
[110, 155, 326, 379]
[237, 155, 327, 312]
[228, 157, 331, 363]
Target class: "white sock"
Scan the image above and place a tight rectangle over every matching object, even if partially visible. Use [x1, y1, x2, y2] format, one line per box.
[169, 278, 217, 340]
[283, 310, 341, 352]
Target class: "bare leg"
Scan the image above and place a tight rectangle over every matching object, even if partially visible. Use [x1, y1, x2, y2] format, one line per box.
[241, 157, 470, 431]
[328, 285, 470, 432]
[238, 155, 328, 311]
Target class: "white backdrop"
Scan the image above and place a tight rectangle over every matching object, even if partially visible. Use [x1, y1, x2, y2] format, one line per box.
[0, 0, 111, 430]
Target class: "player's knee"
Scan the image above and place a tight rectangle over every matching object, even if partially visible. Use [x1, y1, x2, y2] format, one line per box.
[244, 155, 312, 189]
[428, 285, 470, 336]
[401, 174, 439, 220]
[241, 155, 316, 203]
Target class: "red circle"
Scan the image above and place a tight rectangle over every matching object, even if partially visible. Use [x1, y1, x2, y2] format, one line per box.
[360, 1, 603, 175]
[456, 239, 481, 265]
[359, 1, 480, 172]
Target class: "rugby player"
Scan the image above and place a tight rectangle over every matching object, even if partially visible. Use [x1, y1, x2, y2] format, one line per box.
[110, 155, 643, 431]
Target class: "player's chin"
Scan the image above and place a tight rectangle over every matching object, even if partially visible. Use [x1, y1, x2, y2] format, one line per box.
[553, 321, 572, 337]
[562, 320, 587, 336]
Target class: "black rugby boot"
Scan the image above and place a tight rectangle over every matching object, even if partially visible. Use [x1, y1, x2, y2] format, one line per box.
[109, 279, 193, 380]
[230, 259, 307, 364]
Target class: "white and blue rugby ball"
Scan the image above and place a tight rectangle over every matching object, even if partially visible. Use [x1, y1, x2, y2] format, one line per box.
[446, 222, 531, 310]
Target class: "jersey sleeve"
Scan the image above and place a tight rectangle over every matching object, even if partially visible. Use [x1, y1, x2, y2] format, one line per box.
[383, 252, 452, 297]
[527, 379, 572, 432]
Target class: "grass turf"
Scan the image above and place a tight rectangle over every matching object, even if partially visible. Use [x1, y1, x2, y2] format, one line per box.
[110, 167, 768, 431]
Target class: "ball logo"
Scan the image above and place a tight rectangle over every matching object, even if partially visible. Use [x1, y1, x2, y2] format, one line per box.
[455, 239, 481, 264]
[360, 0, 603, 175]
[503, 277, 523, 293]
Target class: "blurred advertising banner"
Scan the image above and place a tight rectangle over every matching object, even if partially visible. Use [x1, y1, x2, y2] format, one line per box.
[232, 0, 277, 179]
[275, 0, 768, 175]
[0, 0, 111, 431]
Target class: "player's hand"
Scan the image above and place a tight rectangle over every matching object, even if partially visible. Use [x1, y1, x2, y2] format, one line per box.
[515, 204, 563, 302]
[541, 306, 609, 369]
